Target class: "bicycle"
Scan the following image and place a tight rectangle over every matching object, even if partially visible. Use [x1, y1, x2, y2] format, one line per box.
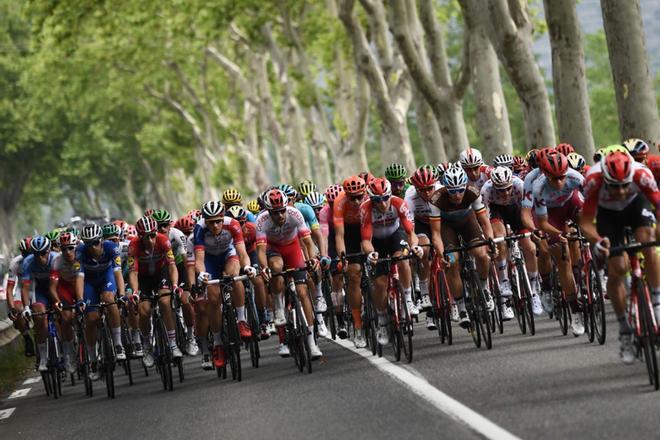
[74, 312, 93, 397]
[611, 239, 660, 390]
[429, 253, 453, 345]
[243, 275, 261, 368]
[117, 299, 136, 386]
[31, 309, 63, 399]
[271, 268, 315, 373]
[503, 230, 536, 336]
[140, 292, 179, 391]
[315, 266, 337, 340]
[342, 253, 379, 356]
[208, 274, 249, 381]
[86, 301, 118, 398]
[567, 228, 606, 345]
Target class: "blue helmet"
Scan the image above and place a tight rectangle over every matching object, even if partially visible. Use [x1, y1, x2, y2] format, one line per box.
[30, 235, 51, 253]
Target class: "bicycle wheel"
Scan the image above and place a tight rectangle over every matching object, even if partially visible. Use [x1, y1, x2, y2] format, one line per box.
[517, 260, 536, 336]
[79, 342, 92, 397]
[47, 337, 60, 399]
[488, 265, 501, 334]
[558, 298, 569, 336]
[396, 280, 413, 363]
[322, 274, 337, 340]
[438, 271, 453, 346]
[41, 370, 51, 396]
[588, 261, 606, 345]
[510, 265, 526, 334]
[246, 296, 260, 369]
[120, 323, 134, 386]
[100, 321, 116, 398]
[473, 273, 492, 350]
[296, 298, 312, 374]
[465, 284, 482, 348]
[224, 305, 242, 382]
[155, 318, 173, 391]
[637, 280, 659, 390]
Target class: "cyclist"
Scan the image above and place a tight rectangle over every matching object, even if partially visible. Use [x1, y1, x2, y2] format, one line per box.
[624, 138, 650, 165]
[298, 179, 317, 201]
[405, 166, 443, 328]
[48, 232, 83, 374]
[429, 166, 496, 328]
[6, 237, 35, 357]
[361, 178, 422, 345]
[493, 154, 514, 170]
[334, 175, 369, 348]
[533, 151, 586, 336]
[512, 156, 528, 178]
[44, 230, 61, 253]
[567, 152, 588, 176]
[256, 189, 323, 358]
[20, 236, 59, 372]
[385, 162, 409, 199]
[580, 151, 659, 364]
[459, 147, 492, 192]
[75, 224, 127, 380]
[556, 143, 575, 157]
[320, 184, 349, 339]
[247, 199, 261, 216]
[482, 166, 542, 318]
[195, 201, 255, 369]
[223, 188, 257, 223]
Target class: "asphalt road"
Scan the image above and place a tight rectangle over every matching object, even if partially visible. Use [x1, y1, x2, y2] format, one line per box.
[1, 306, 658, 440]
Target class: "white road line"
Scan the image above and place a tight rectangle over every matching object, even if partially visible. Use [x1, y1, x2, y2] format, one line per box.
[0, 407, 16, 420]
[23, 377, 41, 385]
[327, 337, 522, 440]
[8, 388, 31, 399]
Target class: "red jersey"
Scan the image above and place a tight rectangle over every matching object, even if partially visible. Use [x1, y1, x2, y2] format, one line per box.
[242, 222, 257, 253]
[333, 192, 367, 227]
[648, 154, 660, 183]
[360, 197, 414, 240]
[128, 233, 175, 276]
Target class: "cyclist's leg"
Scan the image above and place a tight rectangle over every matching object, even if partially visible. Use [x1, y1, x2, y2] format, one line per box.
[32, 292, 48, 370]
[82, 280, 101, 366]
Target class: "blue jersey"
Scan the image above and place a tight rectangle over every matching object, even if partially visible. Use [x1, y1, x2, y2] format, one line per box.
[21, 252, 58, 289]
[295, 202, 319, 230]
[246, 212, 257, 224]
[76, 241, 122, 280]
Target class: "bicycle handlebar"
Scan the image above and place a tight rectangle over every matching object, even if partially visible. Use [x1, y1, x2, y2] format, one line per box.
[609, 240, 660, 256]
[207, 274, 250, 285]
[444, 237, 504, 255]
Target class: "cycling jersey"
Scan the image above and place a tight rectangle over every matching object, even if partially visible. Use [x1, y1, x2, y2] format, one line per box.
[193, 217, 244, 256]
[647, 154, 660, 183]
[522, 168, 542, 209]
[532, 168, 584, 217]
[128, 233, 176, 276]
[255, 206, 311, 247]
[404, 182, 443, 224]
[76, 241, 122, 280]
[467, 165, 492, 192]
[583, 161, 659, 216]
[333, 192, 366, 227]
[481, 176, 524, 208]
[7, 255, 25, 299]
[360, 197, 414, 240]
[430, 186, 485, 221]
[242, 222, 257, 253]
[295, 202, 320, 230]
[168, 227, 188, 265]
[319, 204, 333, 237]
[22, 252, 59, 305]
[246, 211, 257, 224]
[49, 254, 82, 284]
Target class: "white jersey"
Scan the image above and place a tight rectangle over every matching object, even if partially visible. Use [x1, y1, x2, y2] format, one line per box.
[7, 255, 25, 299]
[404, 182, 443, 224]
[168, 226, 187, 262]
[481, 176, 524, 208]
[255, 206, 311, 247]
[522, 168, 542, 209]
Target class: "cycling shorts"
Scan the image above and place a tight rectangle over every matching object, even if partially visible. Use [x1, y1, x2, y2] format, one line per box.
[597, 194, 656, 257]
[489, 203, 526, 233]
[204, 247, 238, 280]
[371, 228, 408, 277]
[83, 269, 118, 312]
[57, 280, 76, 306]
[441, 211, 484, 250]
[343, 224, 362, 255]
[414, 220, 432, 239]
[138, 266, 172, 299]
[267, 241, 307, 283]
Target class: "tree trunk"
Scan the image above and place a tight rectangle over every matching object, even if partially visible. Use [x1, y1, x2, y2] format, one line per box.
[601, 0, 660, 141]
[459, 0, 512, 162]
[544, 0, 595, 158]
[487, 0, 556, 148]
[413, 89, 446, 164]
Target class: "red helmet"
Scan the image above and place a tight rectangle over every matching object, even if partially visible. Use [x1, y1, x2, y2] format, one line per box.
[264, 189, 288, 210]
[540, 151, 569, 177]
[512, 156, 527, 173]
[18, 237, 32, 255]
[358, 171, 374, 185]
[123, 224, 137, 239]
[135, 215, 158, 236]
[367, 177, 392, 198]
[143, 208, 154, 218]
[187, 209, 202, 221]
[536, 147, 556, 166]
[324, 184, 344, 203]
[174, 215, 196, 234]
[343, 175, 366, 196]
[555, 143, 575, 157]
[58, 232, 79, 247]
[602, 151, 634, 184]
[410, 167, 437, 188]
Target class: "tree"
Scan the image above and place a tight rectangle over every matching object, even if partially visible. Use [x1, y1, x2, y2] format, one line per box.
[601, 0, 660, 142]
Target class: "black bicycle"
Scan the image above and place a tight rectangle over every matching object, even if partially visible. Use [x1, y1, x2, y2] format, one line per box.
[244, 276, 261, 368]
[140, 292, 180, 391]
[86, 301, 118, 398]
[31, 309, 63, 398]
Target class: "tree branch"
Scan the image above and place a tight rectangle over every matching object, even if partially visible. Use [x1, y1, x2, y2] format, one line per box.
[453, 32, 471, 99]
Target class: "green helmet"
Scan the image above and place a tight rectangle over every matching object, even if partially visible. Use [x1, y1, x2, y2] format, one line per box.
[65, 226, 80, 238]
[384, 163, 407, 180]
[297, 180, 316, 197]
[102, 223, 121, 239]
[44, 229, 61, 242]
[152, 209, 172, 224]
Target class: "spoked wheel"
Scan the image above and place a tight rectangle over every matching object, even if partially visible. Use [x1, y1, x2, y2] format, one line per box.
[296, 298, 313, 374]
[558, 298, 570, 336]
[638, 281, 659, 390]
[41, 370, 52, 396]
[437, 272, 453, 345]
[397, 282, 413, 363]
[100, 325, 116, 398]
[391, 320, 402, 362]
[466, 289, 483, 349]
[474, 278, 493, 350]
[589, 261, 606, 345]
[224, 308, 242, 382]
[518, 261, 536, 336]
[322, 275, 337, 340]
[156, 320, 173, 391]
[49, 368, 61, 399]
[511, 267, 527, 335]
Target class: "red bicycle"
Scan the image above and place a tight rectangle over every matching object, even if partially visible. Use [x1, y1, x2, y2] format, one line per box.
[429, 253, 454, 345]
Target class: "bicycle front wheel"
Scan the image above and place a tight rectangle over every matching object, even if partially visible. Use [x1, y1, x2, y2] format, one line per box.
[638, 280, 659, 390]
[589, 261, 606, 345]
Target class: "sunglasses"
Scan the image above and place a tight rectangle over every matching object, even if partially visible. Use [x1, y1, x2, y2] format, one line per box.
[390, 180, 405, 187]
[36, 250, 50, 256]
[62, 246, 76, 252]
[206, 218, 223, 226]
[349, 195, 363, 201]
[370, 195, 390, 203]
[269, 209, 286, 215]
[419, 186, 435, 193]
[606, 182, 631, 190]
[85, 239, 102, 247]
[495, 186, 513, 192]
[447, 187, 466, 195]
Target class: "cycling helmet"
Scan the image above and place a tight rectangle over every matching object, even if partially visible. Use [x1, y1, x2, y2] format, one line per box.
[459, 147, 483, 168]
[18, 237, 32, 256]
[490, 166, 513, 189]
[277, 184, 297, 201]
[226, 205, 248, 222]
[201, 200, 225, 219]
[44, 229, 61, 242]
[384, 163, 408, 181]
[325, 184, 344, 203]
[102, 223, 121, 239]
[123, 223, 138, 239]
[602, 151, 634, 184]
[246, 199, 261, 215]
[135, 215, 158, 236]
[410, 166, 438, 188]
[566, 152, 586, 172]
[493, 154, 513, 169]
[436, 162, 450, 179]
[540, 151, 569, 177]
[623, 138, 649, 160]
[525, 149, 539, 168]
[187, 209, 202, 222]
[222, 188, 242, 205]
[151, 209, 172, 224]
[358, 171, 375, 185]
[58, 232, 79, 247]
[343, 175, 366, 196]
[264, 189, 288, 210]
[297, 180, 317, 197]
[536, 147, 555, 166]
[81, 224, 103, 242]
[174, 215, 196, 234]
[304, 191, 326, 209]
[143, 208, 155, 218]
[512, 156, 527, 173]
[555, 143, 575, 157]
[443, 166, 468, 189]
[30, 236, 51, 253]
[367, 177, 392, 198]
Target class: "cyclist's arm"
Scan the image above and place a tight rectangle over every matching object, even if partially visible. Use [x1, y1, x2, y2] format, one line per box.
[6, 278, 16, 309]
[538, 215, 562, 237]
[301, 235, 317, 261]
[235, 242, 251, 269]
[111, 246, 125, 297]
[75, 275, 84, 303]
[168, 260, 178, 290]
[579, 172, 602, 244]
[476, 209, 494, 240]
[333, 197, 346, 256]
[360, 202, 374, 254]
[521, 207, 535, 232]
[311, 227, 327, 256]
[48, 277, 60, 304]
[335, 224, 346, 256]
[20, 280, 30, 308]
[256, 243, 268, 269]
[194, 248, 206, 277]
[430, 219, 444, 256]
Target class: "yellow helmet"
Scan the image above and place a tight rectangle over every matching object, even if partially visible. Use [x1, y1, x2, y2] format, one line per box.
[297, 180, 317, 197]
[246, 199, 261, 215]
[222, 188, 242, 204]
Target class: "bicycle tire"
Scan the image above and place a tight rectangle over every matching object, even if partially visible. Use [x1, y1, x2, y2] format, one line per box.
[79, 342, 93, 397]
[245, 287, 261, 368]
[322, 274, 337, 340]
[224, 304, 242, 382]
[637, 279, 659, 390]
[297, 297, 313, 374]
[47, 336, 60, 399]
[517, 260, 536, 336]
[396, 280, 413, 363]
[155, 317, 173, 391]
[510, 265, 527, 334]
[41, 370, 51, 396]
[588, 261, 606, 345]
[473, 272, 492, 350]
[438, 271, 453, 346]
[100, 320, 116, 398]
[488, 264, 501, 334]
[464, 283, 482, 348]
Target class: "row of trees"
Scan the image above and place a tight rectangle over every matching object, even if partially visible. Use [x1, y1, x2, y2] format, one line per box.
[1, 0, 658, 253]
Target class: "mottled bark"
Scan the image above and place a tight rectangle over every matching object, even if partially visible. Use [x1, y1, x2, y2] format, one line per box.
[413, 89, 446, 164]
[601, 0, 660, 141]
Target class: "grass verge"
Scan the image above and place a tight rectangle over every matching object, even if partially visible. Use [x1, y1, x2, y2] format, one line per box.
[0, 337, 33, 397]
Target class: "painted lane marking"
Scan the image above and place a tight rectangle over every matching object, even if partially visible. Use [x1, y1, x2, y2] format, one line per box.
[8, 388, 30, 399]
[0, 407, 16, 420]
[23, 377, 41, 385]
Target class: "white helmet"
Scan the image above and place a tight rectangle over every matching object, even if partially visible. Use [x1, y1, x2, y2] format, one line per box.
[490, 166, 513, 189]
[443, 166, 469, 189]
[81, 224, 103, 242]
[459, 147, 483, 168]
[493, 154, 514, 169]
